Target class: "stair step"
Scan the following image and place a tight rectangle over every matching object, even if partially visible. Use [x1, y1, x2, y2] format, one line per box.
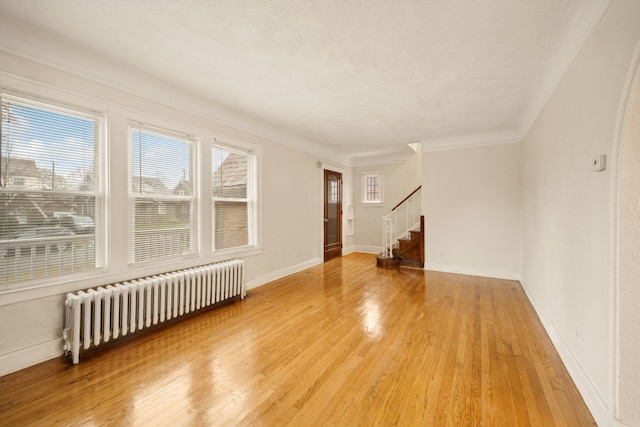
[379, 216, 424, 269]
[376, 253, 401, 269]
[398, 239, 418, 250]
[398, 231, 421, 243]
[399, 258, 424, 268]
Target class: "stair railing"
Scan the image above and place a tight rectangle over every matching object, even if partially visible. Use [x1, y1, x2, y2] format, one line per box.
[381, 186, 422, 258]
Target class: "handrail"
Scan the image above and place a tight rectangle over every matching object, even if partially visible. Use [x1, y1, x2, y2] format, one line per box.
[381, 186, 422, 259]
[391, 186, 422, 212]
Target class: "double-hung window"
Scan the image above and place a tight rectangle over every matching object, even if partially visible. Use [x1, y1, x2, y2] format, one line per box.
[129, 125, 195, 264]
[0, 93, 103, 287]
[212, 143, 255, 251]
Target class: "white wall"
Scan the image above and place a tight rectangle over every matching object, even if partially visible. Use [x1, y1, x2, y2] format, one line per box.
[520, 1, 640, 425]
[0, 51, 351, 375]
[619, 62, 640, 426]
[421, 142, 521, 280]
[353, 152, 422, 253]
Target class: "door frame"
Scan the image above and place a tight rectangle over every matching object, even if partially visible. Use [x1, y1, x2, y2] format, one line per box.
[323, 169, 342, 261]
[320, 164, 345, 262]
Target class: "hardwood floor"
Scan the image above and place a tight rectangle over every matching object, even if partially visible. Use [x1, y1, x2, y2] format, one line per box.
[0, 253, 595, 426]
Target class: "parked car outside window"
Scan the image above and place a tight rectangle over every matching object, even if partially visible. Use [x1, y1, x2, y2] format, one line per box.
[55, 214, 95, 234]
[2, 226, 74, 257]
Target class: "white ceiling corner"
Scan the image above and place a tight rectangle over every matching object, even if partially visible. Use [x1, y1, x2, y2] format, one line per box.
[0, 0, 610, 164]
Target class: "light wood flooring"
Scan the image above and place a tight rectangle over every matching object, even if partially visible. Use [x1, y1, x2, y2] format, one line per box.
[0, 253, 595, 426]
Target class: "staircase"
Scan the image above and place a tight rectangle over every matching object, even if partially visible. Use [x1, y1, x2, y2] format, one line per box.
[393, 223, 424, 268]
[376, 187, 424, 269]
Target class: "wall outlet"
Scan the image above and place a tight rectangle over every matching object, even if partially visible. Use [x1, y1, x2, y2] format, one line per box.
[439, 251, 445, 258]
[576, 322, 582, 339]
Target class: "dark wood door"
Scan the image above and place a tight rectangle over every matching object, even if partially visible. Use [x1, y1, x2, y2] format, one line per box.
[324, 169, 342, 261]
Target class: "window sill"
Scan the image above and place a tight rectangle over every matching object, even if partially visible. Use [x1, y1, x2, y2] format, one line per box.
[211, 246, 262, 259]
[361, 202, 385, 207]
[0, 247, 263, 306]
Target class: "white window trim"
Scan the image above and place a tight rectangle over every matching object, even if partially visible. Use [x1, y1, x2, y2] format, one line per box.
[0, 90, 107, 292]
[361, 171, 384, 205]
[0, 78, 267, 303]
[211, 139, 259, 253]
[127, 123, 198, 266]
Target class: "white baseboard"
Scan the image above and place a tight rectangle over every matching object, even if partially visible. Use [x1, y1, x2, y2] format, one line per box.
[520, 279, 616, 427]
[342, 245, 356, 256]
[424, 262, 521, 281]
[354, 245, 382, 255]
[245, 257, 322, 291]
[0, 338, 62, 377]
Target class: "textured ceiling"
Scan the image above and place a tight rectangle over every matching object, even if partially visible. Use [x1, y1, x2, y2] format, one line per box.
[0, 0, 610, 164]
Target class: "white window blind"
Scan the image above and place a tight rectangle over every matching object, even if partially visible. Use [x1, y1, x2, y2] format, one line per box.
[130, 126, 194, 264]
[0, 94, 103, 288]
[212, 144, 254, 251]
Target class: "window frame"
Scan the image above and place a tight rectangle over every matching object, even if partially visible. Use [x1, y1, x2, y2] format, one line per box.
[361, 171, 384, 205]
[0, 91, 106, 290]
[211, 140, 258, 254]
[0, 82, 263, 301]
[127, 123, 198, 266]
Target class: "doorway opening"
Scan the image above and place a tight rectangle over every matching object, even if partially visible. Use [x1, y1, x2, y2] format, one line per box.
[324, 169, 342, 261]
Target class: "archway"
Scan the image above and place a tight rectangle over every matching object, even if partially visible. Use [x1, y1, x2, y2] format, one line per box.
[616, 43, 640, 425]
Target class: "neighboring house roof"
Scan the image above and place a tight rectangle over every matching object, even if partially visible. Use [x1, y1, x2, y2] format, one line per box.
[78, 174, 94, 192]
[131, 176, 171, 195]
[212, 153, 247, 196]
[2, 158, 67, 190]
[172, 179, 191, 196]
[3, 158, 40, 178]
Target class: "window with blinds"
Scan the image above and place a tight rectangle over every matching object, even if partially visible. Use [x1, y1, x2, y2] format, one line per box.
[129, 126, 194, 264]
[0, 93, 103, 287]
[212, 144, 254, 251]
